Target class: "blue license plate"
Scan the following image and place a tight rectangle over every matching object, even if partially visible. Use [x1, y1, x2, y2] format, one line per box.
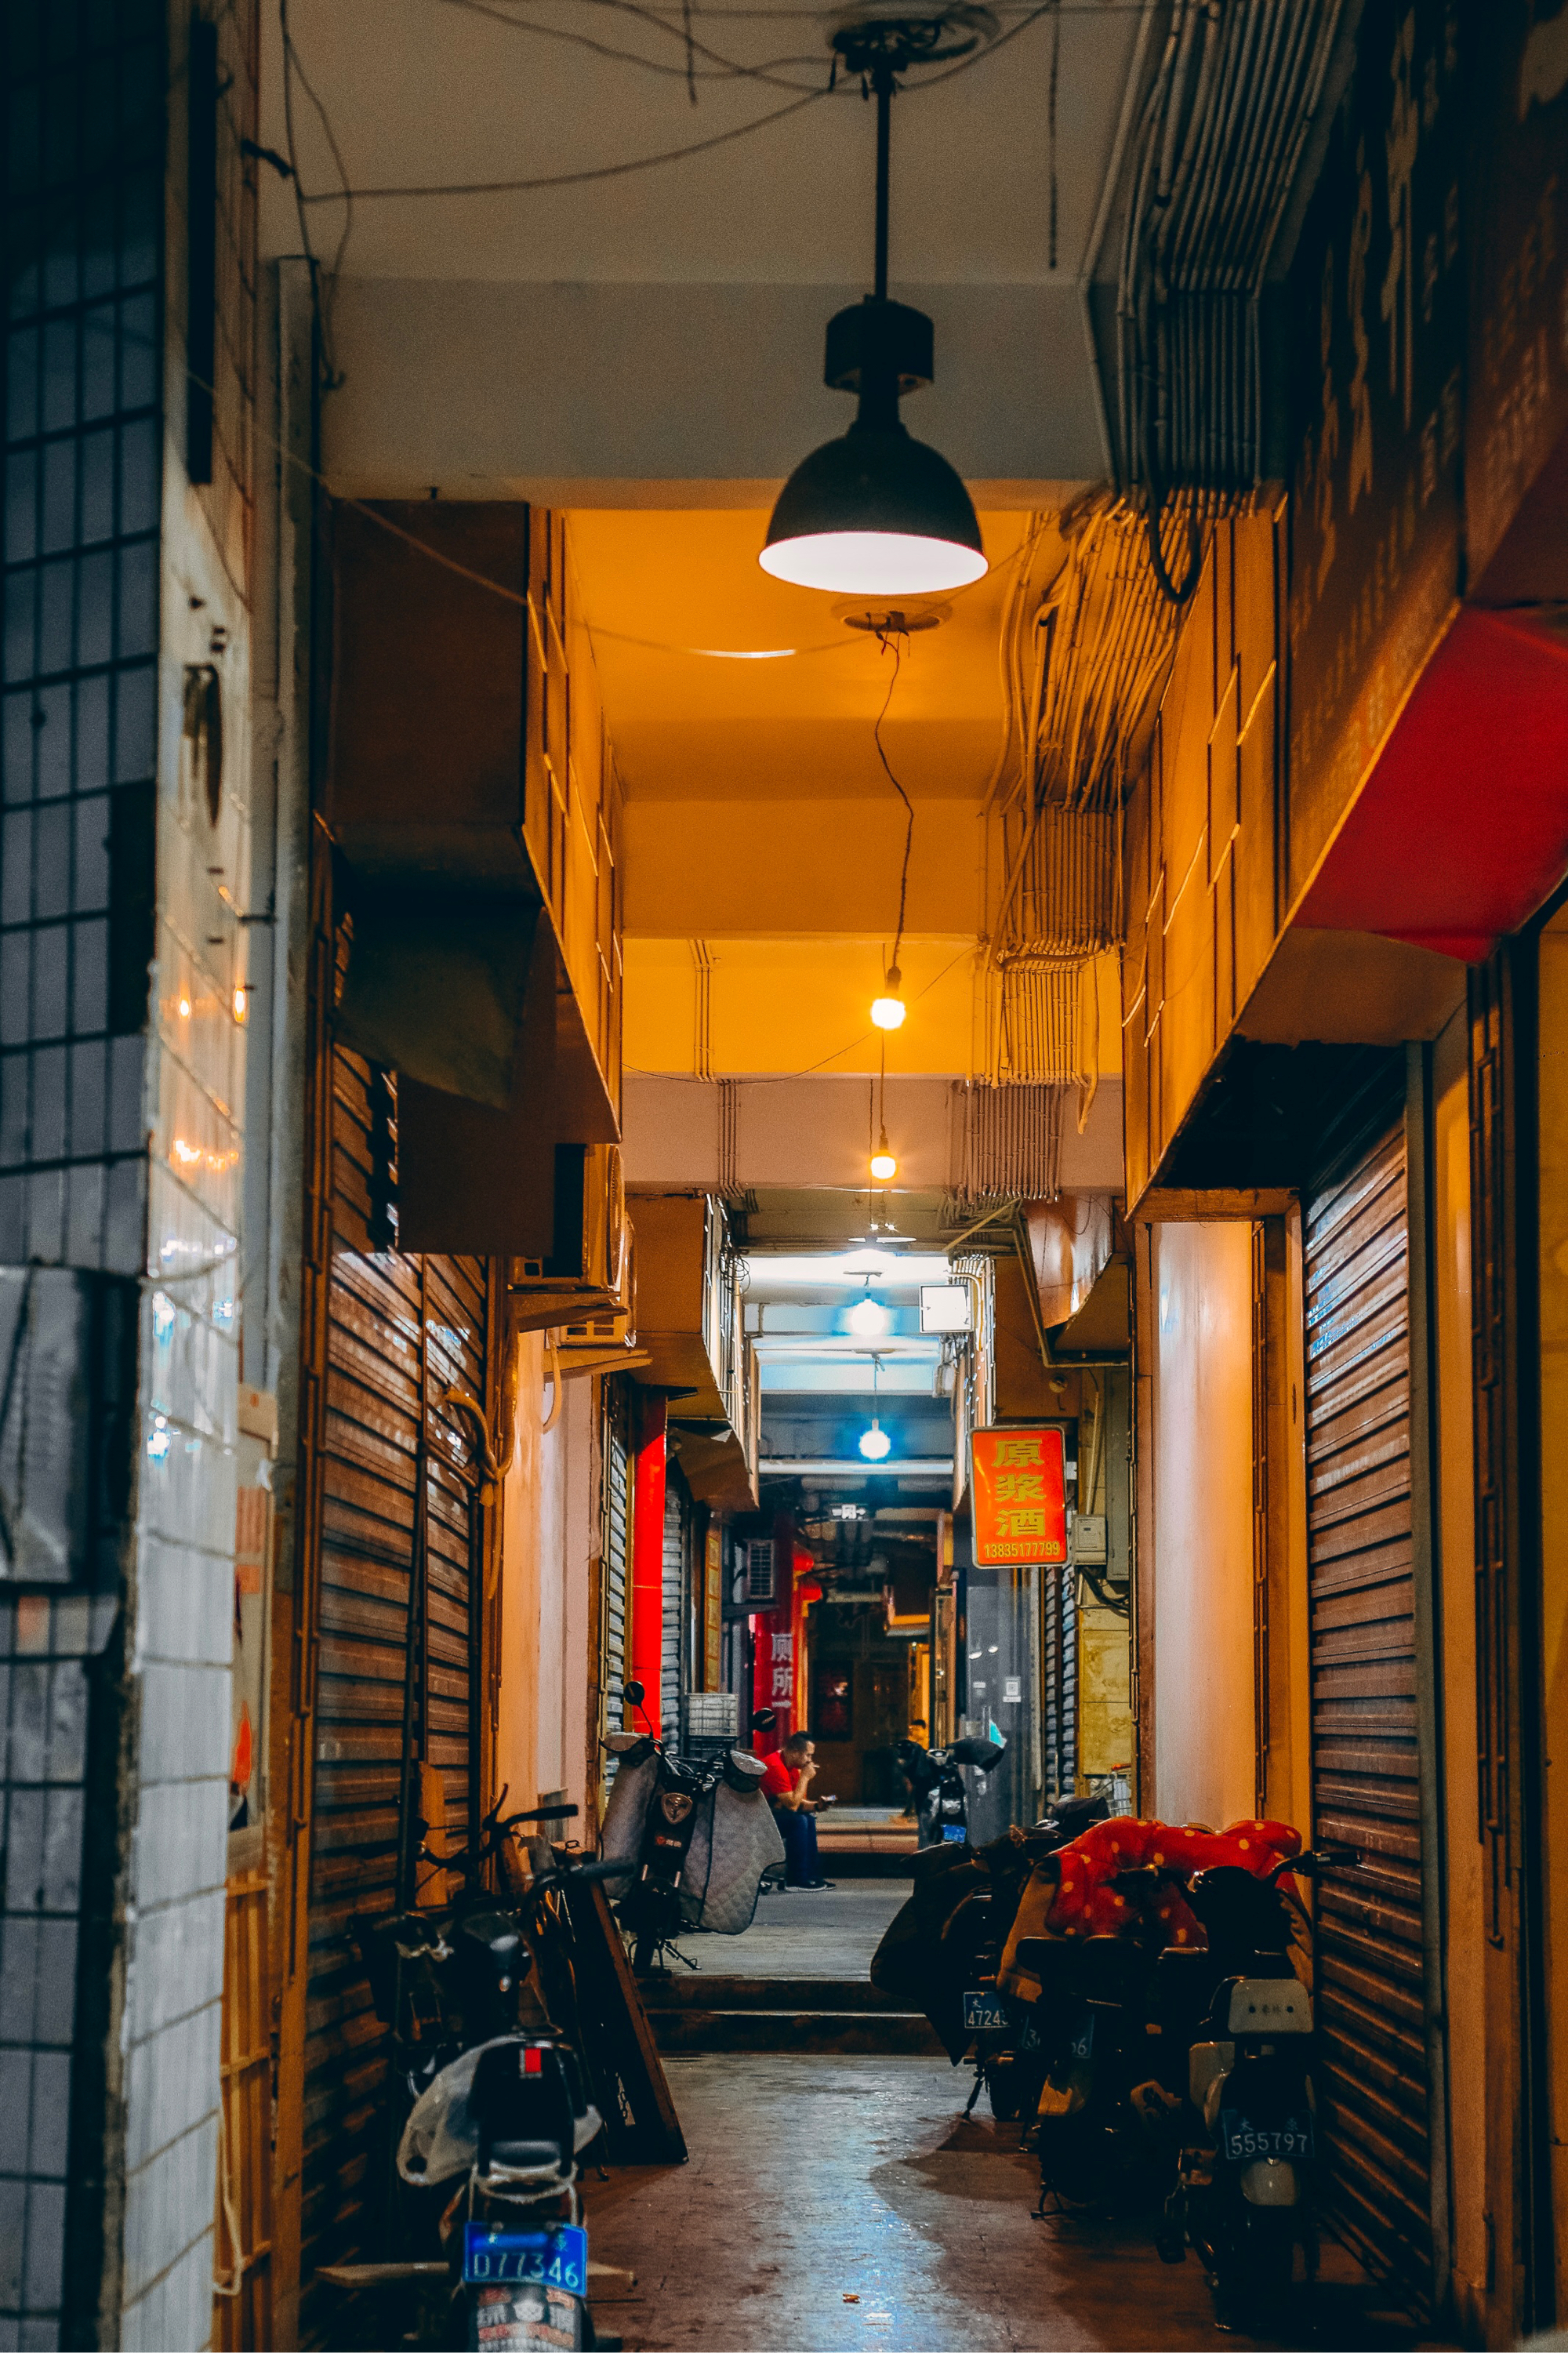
[463, 2221, 588, 2294]
[1219, 2112, 1314, 2163]
[964, 1989, 1010, 2032]
[942, 1824, 967, 1843]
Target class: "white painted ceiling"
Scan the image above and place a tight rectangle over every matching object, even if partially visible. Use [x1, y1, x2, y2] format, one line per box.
[260, 0, 1147, 289]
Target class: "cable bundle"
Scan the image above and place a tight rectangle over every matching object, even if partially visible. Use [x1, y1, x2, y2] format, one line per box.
[1116, 0, 1345, 499]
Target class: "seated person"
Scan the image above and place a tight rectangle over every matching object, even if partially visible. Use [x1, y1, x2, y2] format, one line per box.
[760, 1731, 831, 1888]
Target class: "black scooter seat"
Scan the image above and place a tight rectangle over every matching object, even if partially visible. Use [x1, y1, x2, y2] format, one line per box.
[485, 2138, 566, 2170]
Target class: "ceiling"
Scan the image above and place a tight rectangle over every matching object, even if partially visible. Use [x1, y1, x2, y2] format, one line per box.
[260, 1, 1146, 290]
[746, 1244, 960, 1394]
[568, 507, 1046, 801]
[260, 2, 1151, 493]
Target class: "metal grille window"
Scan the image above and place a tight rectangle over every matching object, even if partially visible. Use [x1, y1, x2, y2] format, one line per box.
[0, 9, 165, 2345]
[743, 1538, 775, 1605]
[2, 1, 167, 1276]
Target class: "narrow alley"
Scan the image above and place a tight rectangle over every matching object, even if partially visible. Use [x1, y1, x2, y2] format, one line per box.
[582, 1888, 1435, 2353]
[2, 2, 1567, 2351]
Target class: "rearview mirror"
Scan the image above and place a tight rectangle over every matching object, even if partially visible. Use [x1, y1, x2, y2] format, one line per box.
[622, 1679, 645, 1708]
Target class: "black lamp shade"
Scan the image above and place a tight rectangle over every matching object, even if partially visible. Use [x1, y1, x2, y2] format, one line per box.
[760, 420, 987, 595]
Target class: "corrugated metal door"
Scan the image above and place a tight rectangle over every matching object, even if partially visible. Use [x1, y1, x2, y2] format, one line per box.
[662, 1468, 687, 1741]
[299, 1048, 488, 2332]
[1042, 1566, 1077, 1801]
[600, 1382, 631, 1803]
[1304, 1088, 1432, 2304]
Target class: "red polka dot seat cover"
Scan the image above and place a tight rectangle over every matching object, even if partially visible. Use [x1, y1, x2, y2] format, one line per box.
[997, 1817, 1302, 2003]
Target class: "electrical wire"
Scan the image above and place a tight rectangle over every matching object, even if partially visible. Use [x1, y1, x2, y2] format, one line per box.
[278, 0, 351, 383]
[871, 630, 915, 982]
[432, 0, 841, 93]
[298, 0, 1062, 209]
[299, 81, 833, 203]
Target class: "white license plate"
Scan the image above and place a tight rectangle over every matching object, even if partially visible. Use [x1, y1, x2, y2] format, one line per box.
[1219, 2112, 1314, 2162]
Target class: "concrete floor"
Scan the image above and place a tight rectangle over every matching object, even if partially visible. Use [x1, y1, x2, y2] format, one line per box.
[589, 1884, 1448, 2353]
[582, 2054, 1441, 2352]
[684, 1879, 908, 1980]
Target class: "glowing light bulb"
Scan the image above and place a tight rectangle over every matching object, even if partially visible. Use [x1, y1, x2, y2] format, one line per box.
[848, 1297, 889, 1338]
[177, 995, 191, 1020]
[869, 1126, 898, 1183]
[870, 967, 906, 1031]
[232, 986, 248, 1024]
[859, 1420, 892, 1462]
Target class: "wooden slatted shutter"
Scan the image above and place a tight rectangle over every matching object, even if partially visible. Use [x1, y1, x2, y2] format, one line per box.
[1304, 1075, 1432, 2307]
[600, 1381, 632, 1801]
[298, 1048, 489, 2336]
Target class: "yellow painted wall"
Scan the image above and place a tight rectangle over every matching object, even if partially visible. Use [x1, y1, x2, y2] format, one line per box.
[1151, 1221, 1258, 1829]
[1432, 1004, 1486, 2332]
[623, 936, 1123, 1080]
[495, 1336, 595, 1820]
[1537, 912, 1568, 2329]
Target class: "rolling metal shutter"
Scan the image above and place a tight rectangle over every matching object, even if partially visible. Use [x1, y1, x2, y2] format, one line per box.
[1042, 1566, 1078, 1801]
[600, 1384, 631, 1799]
[661, 1469, 687, 1741]
[1304, 1083, 1432, 2305]
[299, 1050, 488, 2327]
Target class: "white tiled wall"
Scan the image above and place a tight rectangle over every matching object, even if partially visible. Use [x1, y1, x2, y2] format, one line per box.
[117, 453, 252, 2350]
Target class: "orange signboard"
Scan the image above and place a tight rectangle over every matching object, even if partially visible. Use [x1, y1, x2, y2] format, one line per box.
[970, 1425, 1068, 1565]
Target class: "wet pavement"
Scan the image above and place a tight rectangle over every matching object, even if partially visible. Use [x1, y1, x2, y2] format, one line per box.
[584, 1882, 1450, 2352]
[581, 2052, 1447, 2352]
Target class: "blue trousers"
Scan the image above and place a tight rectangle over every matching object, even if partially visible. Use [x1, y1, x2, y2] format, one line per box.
[779, 1808, 820, 1885]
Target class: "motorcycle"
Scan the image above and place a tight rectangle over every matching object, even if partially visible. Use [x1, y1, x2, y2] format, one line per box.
[601, 1679, 785, 1970]
[867, 1792, 1109, 2121]
[953, 1793, 1111, 2121]
[1148, 1843, 1360, 2321]
[397, 2024, 618, 2351]
[358, 1793, 583, 2132]
[895, 1733, 1007, 1847]
[1019, 1908, 1168, 2210]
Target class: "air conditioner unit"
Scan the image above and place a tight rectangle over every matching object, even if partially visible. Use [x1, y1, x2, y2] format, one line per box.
[557, 1222, 649, 1376]
[743, 1540, 776, 1606]
[508, 1145, 626, 1334]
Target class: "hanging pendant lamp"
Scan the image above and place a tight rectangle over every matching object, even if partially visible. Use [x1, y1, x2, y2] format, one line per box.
[761, 10, 993, 597]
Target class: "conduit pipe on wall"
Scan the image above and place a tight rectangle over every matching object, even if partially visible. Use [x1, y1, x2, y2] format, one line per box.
[540, 1340, 563, 1436]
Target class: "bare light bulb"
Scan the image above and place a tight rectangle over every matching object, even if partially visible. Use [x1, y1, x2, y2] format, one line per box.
[870, 965, 906, 1031]
[859, 1419, 892, 1462]
[869, 1130, 898, 1183]
[848, 1297, 890, 1338]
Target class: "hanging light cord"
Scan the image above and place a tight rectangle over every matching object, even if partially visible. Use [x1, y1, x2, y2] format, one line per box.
[873, 629, 914, 980]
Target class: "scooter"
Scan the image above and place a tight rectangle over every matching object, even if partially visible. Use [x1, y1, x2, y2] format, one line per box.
[601, 1680, 784, 1970]
[896, 1734, 1007, 1846]
[398, 2026, 619, 2351]
[1150, 1844, 1359, 2321]
[955, 1793, 1111, 2121]
[1021, 1914, 1167, 2210]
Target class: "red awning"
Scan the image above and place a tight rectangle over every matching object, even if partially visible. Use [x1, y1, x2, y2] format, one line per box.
[1297, 603, 1568, 963]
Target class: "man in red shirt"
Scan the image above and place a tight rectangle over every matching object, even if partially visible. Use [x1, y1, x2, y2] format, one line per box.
[761, 1731, 829, 1886]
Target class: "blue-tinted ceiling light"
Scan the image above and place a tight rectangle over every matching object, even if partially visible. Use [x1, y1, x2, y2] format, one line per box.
[859, 1418, 893, 1461]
